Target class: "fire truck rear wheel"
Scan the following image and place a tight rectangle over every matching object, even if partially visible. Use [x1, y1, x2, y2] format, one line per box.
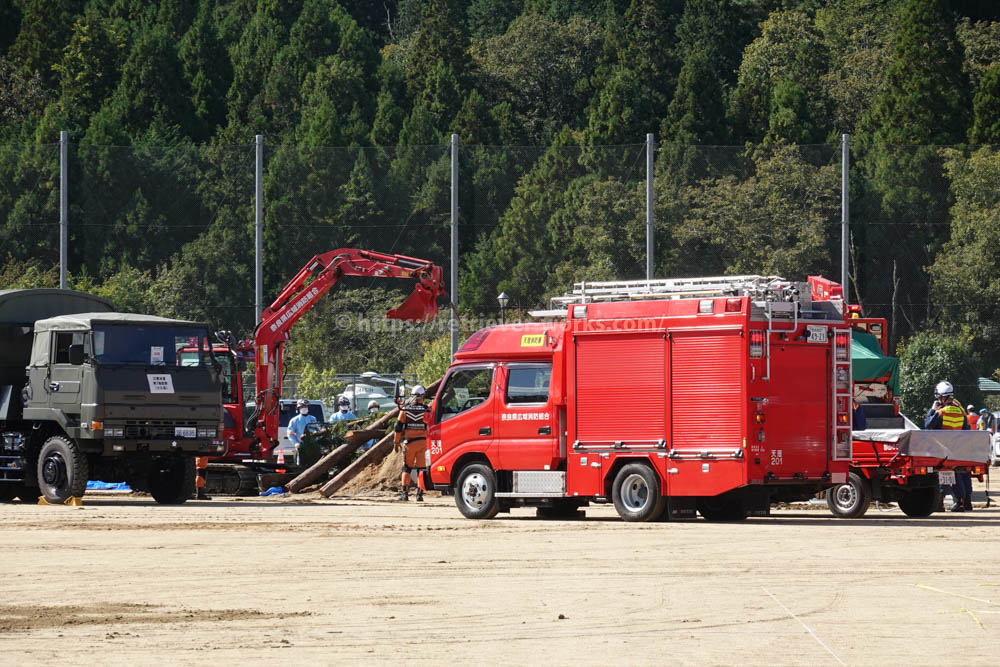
[455, 463, 499, 519]
[898, 486, 940, 517]
[611, 463, 666, 522]
[825, 472, 871, 518]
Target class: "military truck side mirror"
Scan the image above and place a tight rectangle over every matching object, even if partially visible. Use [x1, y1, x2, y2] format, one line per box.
[68, 344, 85, 365]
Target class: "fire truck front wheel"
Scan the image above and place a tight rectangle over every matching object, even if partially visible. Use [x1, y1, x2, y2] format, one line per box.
[825, 472, 871, 518]
[455, 463, 500, 519]
[611, 463, 666, 522]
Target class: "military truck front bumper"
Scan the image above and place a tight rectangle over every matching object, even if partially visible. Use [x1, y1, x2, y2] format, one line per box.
[98, 439, 227, 456]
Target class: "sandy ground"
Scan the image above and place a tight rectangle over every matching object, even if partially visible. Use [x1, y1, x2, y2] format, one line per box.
[2, 480, 1000, 666]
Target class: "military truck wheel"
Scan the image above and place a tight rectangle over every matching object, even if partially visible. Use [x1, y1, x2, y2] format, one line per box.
[612, 463, 666, 522]
[454, 463, 499, 519]
[898, 486, 940, 517]
[825, 472, 871, 518]
[37, 435, 88, 504]
[148, 457, 195, 505]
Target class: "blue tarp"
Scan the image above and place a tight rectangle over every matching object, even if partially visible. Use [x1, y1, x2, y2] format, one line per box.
[85, 481, 132, 491]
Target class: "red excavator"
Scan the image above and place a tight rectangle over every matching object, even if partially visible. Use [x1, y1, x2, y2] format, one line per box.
[188, 249, 445, 494]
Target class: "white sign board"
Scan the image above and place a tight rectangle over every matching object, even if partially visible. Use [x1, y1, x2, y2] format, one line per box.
[150, 346, 164, 365]
[147, 374, 174, 394]
[174, 427, 197, 438]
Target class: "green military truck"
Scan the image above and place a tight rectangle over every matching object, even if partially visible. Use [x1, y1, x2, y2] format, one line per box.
[0, 289, 225, 504]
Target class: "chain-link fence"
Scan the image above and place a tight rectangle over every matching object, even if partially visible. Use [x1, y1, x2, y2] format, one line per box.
[2, 137, 995, 374]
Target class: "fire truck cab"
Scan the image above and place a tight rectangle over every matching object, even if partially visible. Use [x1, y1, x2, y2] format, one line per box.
[427, 276, 854, 522]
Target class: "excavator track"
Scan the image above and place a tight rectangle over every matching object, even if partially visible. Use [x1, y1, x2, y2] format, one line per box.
[205, 463, 261, 496]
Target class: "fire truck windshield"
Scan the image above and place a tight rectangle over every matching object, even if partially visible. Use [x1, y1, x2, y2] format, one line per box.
[93, 325, 210, 366]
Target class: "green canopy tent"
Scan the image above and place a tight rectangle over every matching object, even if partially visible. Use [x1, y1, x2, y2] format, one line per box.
[852, 330, 899, 396]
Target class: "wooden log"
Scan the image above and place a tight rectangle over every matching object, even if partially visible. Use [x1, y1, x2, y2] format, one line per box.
[345, 429, 388, 445]
[318, 377, 443, 497]
[319, 433, 394, 497]
[284, 407, 401, 494]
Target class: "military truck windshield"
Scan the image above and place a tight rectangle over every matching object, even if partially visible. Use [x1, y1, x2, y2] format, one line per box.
[93, 325, 210, 366]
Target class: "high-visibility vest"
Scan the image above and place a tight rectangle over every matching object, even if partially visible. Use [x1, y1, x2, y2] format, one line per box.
[939, 402, 965, 430]
[968, 414, 979, 429]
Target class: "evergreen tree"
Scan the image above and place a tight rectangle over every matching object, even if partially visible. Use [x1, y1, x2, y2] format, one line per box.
[52, 8, 128, 133]
[178, 0, 232, 141]
[970, 64, 1000, 144]
[7, 0, 84, 87]
[729, 10, 830, 145]
[468, 0, 524, 39]
[856, 0, 971, 338]
[405, 0, 471, 105]
[862, 0, 970, 146]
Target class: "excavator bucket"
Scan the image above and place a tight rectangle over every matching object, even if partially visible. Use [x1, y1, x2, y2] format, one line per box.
[386, 283, 439, 322]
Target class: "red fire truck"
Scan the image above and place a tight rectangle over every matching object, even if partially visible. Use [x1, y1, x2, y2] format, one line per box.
[426, 276, 854, 522]
[808, 276, 990, 518]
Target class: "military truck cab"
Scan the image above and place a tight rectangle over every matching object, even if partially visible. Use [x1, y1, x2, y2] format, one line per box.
[0, 290, 224, 504]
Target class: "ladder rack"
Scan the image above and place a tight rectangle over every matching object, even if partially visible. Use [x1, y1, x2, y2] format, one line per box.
[549, 275, 801, 307]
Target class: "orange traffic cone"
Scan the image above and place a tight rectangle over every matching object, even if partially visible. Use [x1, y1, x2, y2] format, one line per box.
[276, 447, 285, 472]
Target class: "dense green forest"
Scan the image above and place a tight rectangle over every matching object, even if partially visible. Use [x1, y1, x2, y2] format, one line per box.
[2, 0, 1000, 401]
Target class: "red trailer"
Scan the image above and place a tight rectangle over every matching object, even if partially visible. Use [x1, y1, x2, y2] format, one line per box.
[427, 276, 854, 522]
[808, 276, 990, 518]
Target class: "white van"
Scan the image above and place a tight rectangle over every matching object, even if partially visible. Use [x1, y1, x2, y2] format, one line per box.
[274, 399, 327, 462]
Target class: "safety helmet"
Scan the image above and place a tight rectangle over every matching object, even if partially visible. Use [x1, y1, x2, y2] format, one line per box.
[411, 384, 426, 397]
[296, 398, 309, 409]
[968, 404, 975, 411]
[337, 396, 350, 407]
[935, 381, 954, 397]
[980, 408, 988, 415]
[367, 400, 379, 410]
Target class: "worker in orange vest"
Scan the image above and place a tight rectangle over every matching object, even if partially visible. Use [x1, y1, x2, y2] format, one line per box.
[195, 456, 211, 500]
[925, 381, 970, 511]
[967, 404, 979, 429]
[394, 385, 429, 502]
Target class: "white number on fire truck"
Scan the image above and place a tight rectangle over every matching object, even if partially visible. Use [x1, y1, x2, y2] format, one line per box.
[806, 325, 828, 344]
[770, 449, 783, 466]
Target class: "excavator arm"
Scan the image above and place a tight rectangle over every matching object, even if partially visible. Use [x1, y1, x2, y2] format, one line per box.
[250, 249, 445, 457]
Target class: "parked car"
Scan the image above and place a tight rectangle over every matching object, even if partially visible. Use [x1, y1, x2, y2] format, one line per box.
[986, 411, 1000, 466]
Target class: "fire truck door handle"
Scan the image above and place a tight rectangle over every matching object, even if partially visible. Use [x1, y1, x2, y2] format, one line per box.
[479, 427, 491, 436]
[49, 382, 59, 392]
[538, 426, 551, 435]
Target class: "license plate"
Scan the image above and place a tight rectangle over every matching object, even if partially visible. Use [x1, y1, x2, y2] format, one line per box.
[174, 427, 197, 438]
[938, 470, 956, 485]
[806, 325, 828, 343]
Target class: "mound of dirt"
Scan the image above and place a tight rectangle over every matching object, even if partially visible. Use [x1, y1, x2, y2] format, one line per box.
[334, 447, 408, 497]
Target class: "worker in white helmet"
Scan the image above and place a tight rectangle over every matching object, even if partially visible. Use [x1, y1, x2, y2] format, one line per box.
[925, 380, 972, 511]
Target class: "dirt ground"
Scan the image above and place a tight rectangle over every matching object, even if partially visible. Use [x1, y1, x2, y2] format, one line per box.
[2, 479, 999, 666]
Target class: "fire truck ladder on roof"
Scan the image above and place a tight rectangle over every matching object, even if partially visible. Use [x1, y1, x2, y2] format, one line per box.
[548, 275, 794, 307]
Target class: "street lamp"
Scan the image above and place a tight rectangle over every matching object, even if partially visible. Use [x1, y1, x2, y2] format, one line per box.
[498, 291, 509, 325]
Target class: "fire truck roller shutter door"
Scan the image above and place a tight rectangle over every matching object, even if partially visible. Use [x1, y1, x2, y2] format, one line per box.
[668, 331, 746, 496]
[575, 333, 666, 442]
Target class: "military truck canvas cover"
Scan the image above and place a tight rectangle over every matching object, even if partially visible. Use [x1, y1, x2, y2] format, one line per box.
[29, 312, 209, 367]
[0, 289, 113, 325]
